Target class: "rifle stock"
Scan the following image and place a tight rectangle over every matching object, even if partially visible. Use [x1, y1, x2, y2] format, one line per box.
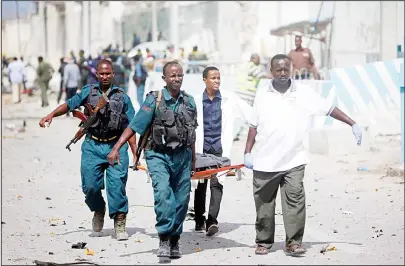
[65, 94, 108, 151]
[132, 127, 151, 170]
[130, 89, 163, 169]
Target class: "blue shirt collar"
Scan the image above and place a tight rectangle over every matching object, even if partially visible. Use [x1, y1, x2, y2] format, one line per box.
[203, 89, 221, 101]
[163, 87, 183, 101]
[95, 83, 120, 91]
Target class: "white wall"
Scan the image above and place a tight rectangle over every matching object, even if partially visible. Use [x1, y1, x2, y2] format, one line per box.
[2, 1, 121, 68]
[217, 1, 310, 62]
[380, 1, 399, 60]
[332, 2, 381, 67]
[308, 1, 404, 68]
[396, 1, 404, 55]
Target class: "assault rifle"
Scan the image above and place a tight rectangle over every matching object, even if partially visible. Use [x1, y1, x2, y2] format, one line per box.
[65, 93, 109, 151]
[130, 90, 163, 171]
[130, 127, 151, 171]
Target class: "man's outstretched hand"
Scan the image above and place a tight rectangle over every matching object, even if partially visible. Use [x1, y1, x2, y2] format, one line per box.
[39, 114, 54, 128]
[351, 123, 363, 146]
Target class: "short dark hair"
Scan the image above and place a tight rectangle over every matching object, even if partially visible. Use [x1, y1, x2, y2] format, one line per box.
[270, 54, 291, 68]
[13, 57, 18, 61]
[250, 53, 259, 61]
[133, 55, 140, 62]
[162, 61, 182, 76]
[97, 59, 113, 70]
[202, 66, 219, 79]
[295, 35, 302, 40]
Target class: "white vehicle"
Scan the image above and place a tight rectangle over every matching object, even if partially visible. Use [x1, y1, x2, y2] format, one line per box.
[127, 41, 169, 59]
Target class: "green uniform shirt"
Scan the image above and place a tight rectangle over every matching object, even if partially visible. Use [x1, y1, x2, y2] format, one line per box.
[36, 61, 54, 82]
[129, 88, 196, 135]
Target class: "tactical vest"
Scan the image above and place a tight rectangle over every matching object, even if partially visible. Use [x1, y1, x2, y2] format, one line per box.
[85, 85, 128, 139]
[150, 90, 198, 151]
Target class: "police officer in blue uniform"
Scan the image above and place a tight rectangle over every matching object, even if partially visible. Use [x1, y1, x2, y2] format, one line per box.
[39, 59, 136, 241]
[107, 61, 198, 260]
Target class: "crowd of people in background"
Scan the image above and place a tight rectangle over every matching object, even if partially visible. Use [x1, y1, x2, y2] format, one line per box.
[2, 32, 319, 111]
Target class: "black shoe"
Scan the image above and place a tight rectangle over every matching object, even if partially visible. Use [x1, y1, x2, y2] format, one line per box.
[157, 240, 170, 258]
[206, 224, 219, 236]
[195, 223, 205, 233]
[169, 240, 181, 259]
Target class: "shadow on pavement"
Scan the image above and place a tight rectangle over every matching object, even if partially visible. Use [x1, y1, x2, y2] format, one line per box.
[119, 229, 255, 258]
[55, 227, 146, 238]
[269, 240, 364, 254]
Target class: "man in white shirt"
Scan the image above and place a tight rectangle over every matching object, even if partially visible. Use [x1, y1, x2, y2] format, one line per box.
[7, 57, 25, 103]
[244, 54, 362, 256]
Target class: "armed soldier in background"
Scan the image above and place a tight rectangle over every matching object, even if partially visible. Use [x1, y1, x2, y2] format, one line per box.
[38, 59, 136, 241]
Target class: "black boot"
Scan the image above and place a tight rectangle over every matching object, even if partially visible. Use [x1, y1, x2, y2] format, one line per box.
[157, 234, 170, 258]
[169, 235, 181, 259]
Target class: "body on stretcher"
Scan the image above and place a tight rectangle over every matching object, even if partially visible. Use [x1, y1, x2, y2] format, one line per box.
[129, 153, 245, 181]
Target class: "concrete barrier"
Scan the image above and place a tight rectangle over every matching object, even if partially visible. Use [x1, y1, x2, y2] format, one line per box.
[329, 58, 404, 136]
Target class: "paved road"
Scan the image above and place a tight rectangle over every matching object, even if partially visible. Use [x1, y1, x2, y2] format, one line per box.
[1, 94, 404, 265]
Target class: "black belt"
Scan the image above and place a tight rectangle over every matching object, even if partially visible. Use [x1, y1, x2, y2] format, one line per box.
[152, 145, 187, 154]
[90, 135, 118, 142]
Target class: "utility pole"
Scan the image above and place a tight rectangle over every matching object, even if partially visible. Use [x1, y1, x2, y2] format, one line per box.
[152, 1, 158, 42]
[276, 1, 282, 53]
[88, 2, 91, 54]
[44, 2, 48, 58]
[80, 2, 84, 52]
[15, 1, 22, 56]
[170, 3, 179, 58]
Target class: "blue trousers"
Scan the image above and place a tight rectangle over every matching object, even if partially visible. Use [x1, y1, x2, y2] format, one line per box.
[80, 136, 129, 219]
[136, 83, 145, 107]
[145, 147, 192, 236]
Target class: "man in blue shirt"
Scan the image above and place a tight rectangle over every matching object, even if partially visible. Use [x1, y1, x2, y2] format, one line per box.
[133, 54, 148, 107]
[39, 59, 136, 241]
[107, 61, 198, 261]
[193, 66, 223, 236]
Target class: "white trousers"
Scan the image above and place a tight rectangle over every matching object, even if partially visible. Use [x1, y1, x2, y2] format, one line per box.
[12, 82, 22, 103]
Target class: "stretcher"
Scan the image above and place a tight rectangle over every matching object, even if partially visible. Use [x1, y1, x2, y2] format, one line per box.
[129, 164, 245, 180]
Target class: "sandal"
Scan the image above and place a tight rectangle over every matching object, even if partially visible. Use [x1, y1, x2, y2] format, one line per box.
[284, 244, 306, 257]
[255, 245, 269, 255]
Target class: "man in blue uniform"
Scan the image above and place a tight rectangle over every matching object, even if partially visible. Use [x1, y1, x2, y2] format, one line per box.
[39, 59, 136, 241]
[107, 61, 198, 260]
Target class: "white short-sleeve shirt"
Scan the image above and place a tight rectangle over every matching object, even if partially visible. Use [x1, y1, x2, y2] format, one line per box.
[7, 60, 25, 84]
[250, 80, 334, 172]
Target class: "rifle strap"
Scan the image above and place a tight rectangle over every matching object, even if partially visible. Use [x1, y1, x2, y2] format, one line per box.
[135, 90, 163, 160]
[155, 90, 163, 112]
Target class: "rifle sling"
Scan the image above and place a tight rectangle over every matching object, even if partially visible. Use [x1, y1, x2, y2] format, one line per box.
[82, 87, 113, 129]
[137, 90, 163, 152]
